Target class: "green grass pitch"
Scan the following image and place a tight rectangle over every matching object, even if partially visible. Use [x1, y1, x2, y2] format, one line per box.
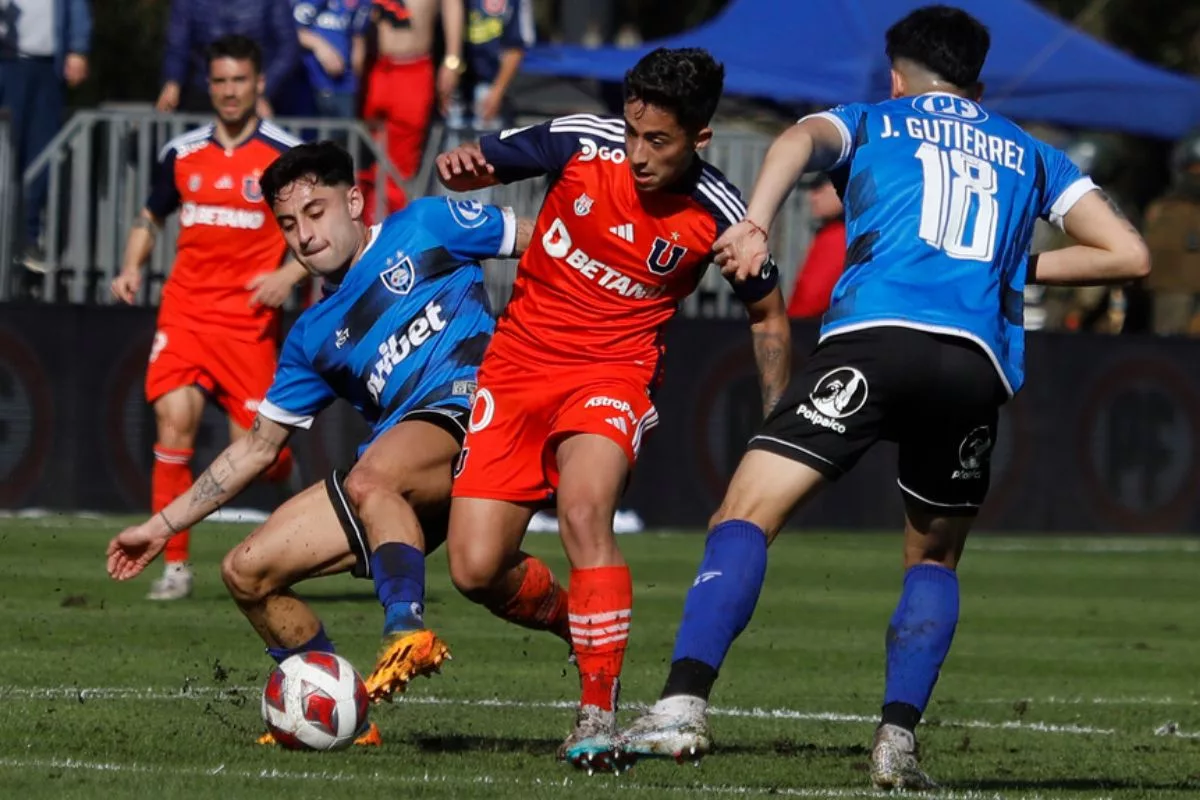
[1, 515, 1198, 799]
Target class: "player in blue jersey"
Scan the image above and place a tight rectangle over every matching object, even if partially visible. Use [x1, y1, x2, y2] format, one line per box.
[615, 5, 1150, 788]
[107, 141, 536, 744]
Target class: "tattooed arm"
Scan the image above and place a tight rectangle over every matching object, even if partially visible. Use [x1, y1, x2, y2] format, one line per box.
[1029, 189, 1150, 286]
[107, 414, 294, 580]
[743, 286, 792, 417]
[152, 415, 292, 538]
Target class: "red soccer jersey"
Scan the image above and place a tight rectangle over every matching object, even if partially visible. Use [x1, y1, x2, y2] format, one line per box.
[479, 114, 777, 372]
[146, 121, 301, 342]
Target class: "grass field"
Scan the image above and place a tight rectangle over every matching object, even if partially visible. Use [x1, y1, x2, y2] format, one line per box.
[1, 515, 1199, 799]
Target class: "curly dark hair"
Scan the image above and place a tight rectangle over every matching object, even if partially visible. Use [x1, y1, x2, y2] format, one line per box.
[623, 47, 725, 133]
[261, 141, 356, 208]
[206, 34, 263, 73]
[885, 5, 990, 89]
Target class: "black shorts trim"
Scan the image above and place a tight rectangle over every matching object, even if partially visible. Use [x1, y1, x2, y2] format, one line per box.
[325, 468, 371, 579]
[398, 406, 468, 447]
[747, 434, 843, 479]
[896, 479, 981, 517]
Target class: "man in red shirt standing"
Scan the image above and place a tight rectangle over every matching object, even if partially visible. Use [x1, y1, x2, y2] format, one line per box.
[786, 173, 846, 319]
[111, 35, 308, 601]
[435, 47, 792, 770]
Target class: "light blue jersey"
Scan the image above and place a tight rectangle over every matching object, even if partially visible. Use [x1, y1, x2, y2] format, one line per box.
[258, 197, 517, 455]
[810, 92, 1095, 394]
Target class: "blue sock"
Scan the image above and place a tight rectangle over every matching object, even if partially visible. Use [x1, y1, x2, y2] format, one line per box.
[370, 542, 426, 635]
[663, 520, 769, 699]
[266, 625, 335, 664]
[882, 563, 960, 725]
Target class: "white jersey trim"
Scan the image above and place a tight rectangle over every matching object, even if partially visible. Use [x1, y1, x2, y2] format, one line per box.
[819, 319, 1015, 398]
[158, 124, 214, 161]
[800, 112, 853, 168]
[499, 206, 518, 257]
[258, 399, 315, 430]
[1048, 177, 1098, 231]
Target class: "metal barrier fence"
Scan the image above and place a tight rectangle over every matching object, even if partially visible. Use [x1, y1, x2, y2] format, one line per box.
[9, 108, 813, 315]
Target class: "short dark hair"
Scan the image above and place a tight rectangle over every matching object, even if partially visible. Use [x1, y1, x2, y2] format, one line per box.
[885, 5, 990, 89]
[261, 141, 356, 208]
[206, 34, 263, 73]
[623, 47, 725, 133]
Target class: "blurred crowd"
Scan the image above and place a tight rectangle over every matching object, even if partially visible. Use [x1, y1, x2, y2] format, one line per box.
[2, 0, 534, 270]
[6, 0, 1200, 337]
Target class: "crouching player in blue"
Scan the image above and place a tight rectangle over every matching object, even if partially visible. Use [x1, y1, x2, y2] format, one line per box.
[107, 141, 534, 744]
[614, 5, 1151, 789]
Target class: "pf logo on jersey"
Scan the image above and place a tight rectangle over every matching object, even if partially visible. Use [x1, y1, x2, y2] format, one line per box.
[242, 175, 263, 203]
[447, 198, 487, 229]
[380, 255, 415, 295]
[647, 237, 687, 275]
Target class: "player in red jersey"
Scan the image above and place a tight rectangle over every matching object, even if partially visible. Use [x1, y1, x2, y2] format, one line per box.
[110, 35, 308, 601]
[436, 47, 792, 769]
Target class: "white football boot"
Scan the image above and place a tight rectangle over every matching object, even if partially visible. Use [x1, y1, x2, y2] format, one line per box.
[870, 723, 938, 790]
[558, 704, 620, 773]
[615, 695, 712, 764]
[147, 563, 193, 601]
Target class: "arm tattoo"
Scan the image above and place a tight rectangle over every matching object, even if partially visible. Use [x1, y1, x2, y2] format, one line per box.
[1098, 189, 1139, 235]
[752, 330, 789, 417]
[159, 511, 180, 534]
[132, 215, 158, 242]
[188, 451, 237, 510]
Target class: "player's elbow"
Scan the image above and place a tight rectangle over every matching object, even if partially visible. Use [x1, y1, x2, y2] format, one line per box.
[1118, 235, 1151, 281]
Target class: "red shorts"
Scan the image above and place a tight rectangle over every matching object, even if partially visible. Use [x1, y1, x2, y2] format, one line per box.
[451, 352, 659, 504]
[361, 54, 435, 217]
[144, 324, 278, 430]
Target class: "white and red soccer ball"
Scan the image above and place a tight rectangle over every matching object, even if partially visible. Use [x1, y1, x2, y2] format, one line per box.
[261, 652, 370, 751]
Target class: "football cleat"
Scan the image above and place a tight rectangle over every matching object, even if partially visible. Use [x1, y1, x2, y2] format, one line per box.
[256, 721, 383, 747]
[363, 629, 451, 703]
[870, 723, 938, 791]
[558, 704, 621, 774]
[147, 563, 193, 601]
[614, 695, 712, 764]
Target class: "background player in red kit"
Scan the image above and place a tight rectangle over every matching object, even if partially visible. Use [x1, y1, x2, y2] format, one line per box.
[111, 35, 307, 601]
[436, 47, 792, 769]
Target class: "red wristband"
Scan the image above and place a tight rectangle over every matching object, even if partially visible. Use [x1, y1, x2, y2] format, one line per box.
[745, 219, 769, 240]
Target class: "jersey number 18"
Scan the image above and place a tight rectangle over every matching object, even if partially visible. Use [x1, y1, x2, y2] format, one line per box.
[914, 142, 999, 262]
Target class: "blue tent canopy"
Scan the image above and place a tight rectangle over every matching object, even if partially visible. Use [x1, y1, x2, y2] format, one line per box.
[520, 0, 1200, 139]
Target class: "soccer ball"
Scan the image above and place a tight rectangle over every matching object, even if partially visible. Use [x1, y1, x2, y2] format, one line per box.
[261, 652, 369, 751]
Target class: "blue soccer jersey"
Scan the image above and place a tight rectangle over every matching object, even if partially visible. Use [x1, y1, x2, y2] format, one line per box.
[258, 197, 516, 454]
[808, 92, 1096, 395]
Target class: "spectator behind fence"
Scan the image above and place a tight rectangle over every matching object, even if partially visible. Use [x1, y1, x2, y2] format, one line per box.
[0, 0, 91, 274]
[156, 0, 300, 118]
[1139, 130, 1200, 336]
[289, 0, 371, 119]
[786, 173, 846, 319]
[360, 0, 463, 216]
[445, 0, 534, 145]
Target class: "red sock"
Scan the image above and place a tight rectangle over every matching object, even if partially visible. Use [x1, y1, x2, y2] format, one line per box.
[153, 444, 193, 564]
[568, 565, 632, 712]
[263, 445, 294, 484]
[488, 555, 570, 643]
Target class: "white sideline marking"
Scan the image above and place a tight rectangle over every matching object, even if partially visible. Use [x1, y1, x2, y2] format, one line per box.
[6, 685, 1194, 708]
[0, 685, 1115, 736]
[0, 756, 1082, 800]
[972, 539, 1200, 554]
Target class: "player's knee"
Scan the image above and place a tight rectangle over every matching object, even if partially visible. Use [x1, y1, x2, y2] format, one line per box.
[343, 467, 392, 512]
[557, 499, 610, 541]
[220, 543, 280, 605]
[448, 544, 504, 601]
[155, 406, 198, 449]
